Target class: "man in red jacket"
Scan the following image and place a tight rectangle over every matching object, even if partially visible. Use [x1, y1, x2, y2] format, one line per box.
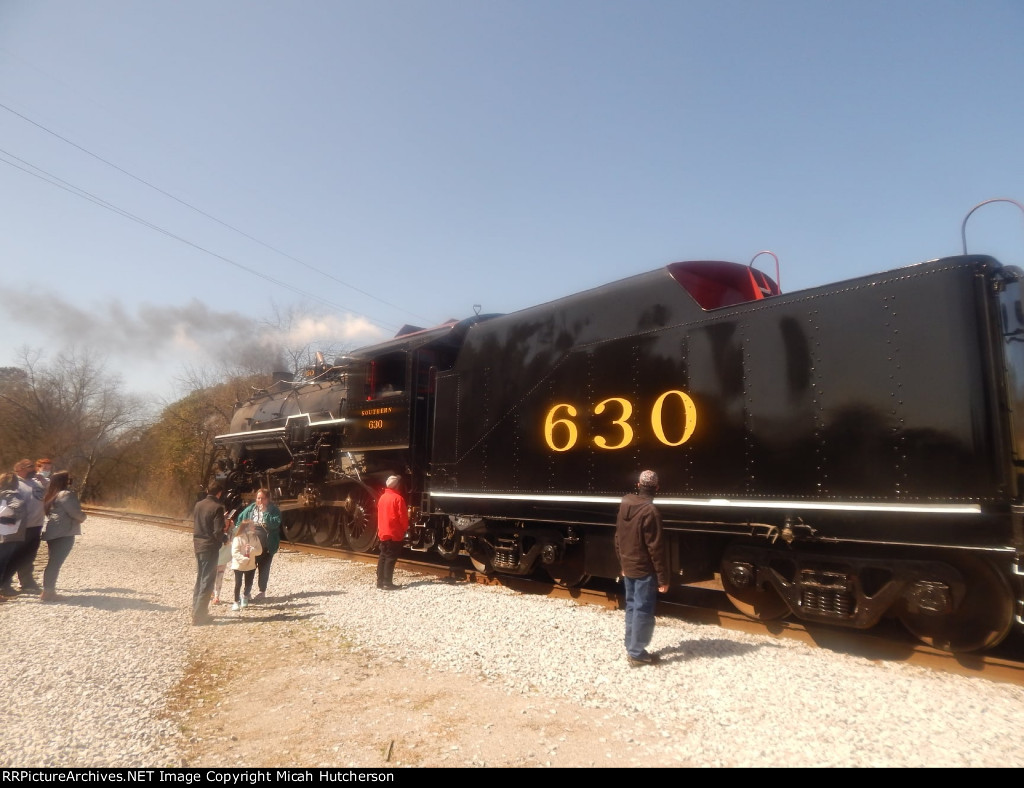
[376, 475, 408, 590]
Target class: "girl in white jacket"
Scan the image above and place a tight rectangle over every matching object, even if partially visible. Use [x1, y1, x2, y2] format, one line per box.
[230, 519, 262, 611]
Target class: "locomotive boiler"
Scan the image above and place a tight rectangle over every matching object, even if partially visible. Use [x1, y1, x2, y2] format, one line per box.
[213, 209, 1024, 654]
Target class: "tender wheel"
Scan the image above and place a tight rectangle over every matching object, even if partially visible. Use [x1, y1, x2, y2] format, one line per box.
[545, 549, 590, 588]
[342, 489, 378, 553]
[435, 519, 462, 562]
[546, 567, 591, 588]
[469, 555, 492, 574]
[720, 555, 790, 621]
[310, 508, 339, 547]
[898, 555, 1014, 653]
[466, 537, 494, 575]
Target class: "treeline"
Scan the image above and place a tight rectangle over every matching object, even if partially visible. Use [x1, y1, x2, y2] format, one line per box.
[0, 349, 276, 517]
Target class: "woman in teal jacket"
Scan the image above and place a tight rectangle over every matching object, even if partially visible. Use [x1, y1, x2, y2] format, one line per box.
[235, 488, 282, 601]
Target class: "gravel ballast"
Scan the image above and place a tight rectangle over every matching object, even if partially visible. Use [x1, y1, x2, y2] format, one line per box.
[2, 515, 1024, 768]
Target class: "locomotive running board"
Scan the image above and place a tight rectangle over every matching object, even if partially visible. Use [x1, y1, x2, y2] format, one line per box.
[214, 414, 348, 444]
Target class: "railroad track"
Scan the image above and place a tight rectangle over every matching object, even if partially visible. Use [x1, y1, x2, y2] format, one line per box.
[85, 505, 1024, 685]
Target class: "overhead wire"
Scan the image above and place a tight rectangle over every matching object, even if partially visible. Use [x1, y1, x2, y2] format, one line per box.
[0, 100, 435, 327]
[0, 148, 403, 334]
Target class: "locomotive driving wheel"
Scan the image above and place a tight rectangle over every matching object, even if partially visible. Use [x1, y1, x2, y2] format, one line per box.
[310, 508, 339, 547]
[281, 511, 307, 543]
[342, 488, 378, 554]
[720, 551, 790, 621]
[897, 554, 1014, 653]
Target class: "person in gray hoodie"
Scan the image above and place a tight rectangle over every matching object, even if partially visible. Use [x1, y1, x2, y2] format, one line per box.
[613, 469, 669, 667]
[40, 470, 86, 602]
[0, 458, 45, 595]
[0, 472, 25, 602]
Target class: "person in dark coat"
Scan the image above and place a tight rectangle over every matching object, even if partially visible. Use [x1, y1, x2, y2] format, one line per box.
[614, 469, 669, 666]
[192, 481, 228, 625]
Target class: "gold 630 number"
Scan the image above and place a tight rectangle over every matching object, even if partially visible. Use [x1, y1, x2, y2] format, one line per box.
[542, 390, 697, 452]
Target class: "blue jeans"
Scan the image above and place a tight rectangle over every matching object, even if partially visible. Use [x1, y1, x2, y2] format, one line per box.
[11, 523, 42, 585]
[6, 526, 42, 588]
[42, 535, 75, 592]
[193, 548, 220, 621]
[233, 568, 256, 602]
[0, 541, 21, 590]
[623, 573, 658, 658]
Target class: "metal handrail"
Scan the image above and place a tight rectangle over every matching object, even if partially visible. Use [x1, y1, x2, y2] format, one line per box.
[749, 250, 780, 292]
[961, 198, 1024, 255]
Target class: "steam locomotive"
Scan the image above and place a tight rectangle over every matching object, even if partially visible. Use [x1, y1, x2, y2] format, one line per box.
[212, 206, 1024, 653]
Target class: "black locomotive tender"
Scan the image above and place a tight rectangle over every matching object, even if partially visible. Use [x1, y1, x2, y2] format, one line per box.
[212, 220, 1024, 654]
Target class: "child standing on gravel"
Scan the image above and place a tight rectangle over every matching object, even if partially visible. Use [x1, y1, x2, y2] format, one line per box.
[212, 519, 233, 605]
[230, 519, 262, 611]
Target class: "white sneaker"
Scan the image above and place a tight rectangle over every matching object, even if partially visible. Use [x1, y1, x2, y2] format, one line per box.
[231, 602, 240, 611]
[240, 596, 249, 609]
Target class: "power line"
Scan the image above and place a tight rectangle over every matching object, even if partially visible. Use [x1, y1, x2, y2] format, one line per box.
[0, 100, 435, 325]
[0, 148, 403, 333]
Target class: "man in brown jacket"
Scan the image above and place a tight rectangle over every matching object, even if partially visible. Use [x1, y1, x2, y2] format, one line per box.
[614, 470, 669, 666]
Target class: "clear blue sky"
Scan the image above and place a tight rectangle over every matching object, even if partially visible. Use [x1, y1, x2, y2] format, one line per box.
[1, 0, 1022, 401]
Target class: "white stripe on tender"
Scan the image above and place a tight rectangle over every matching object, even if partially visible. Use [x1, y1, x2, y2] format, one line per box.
[428, 491, 981, 515]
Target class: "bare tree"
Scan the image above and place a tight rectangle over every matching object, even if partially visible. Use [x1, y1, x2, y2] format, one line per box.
[0, 348, 150, 499]
[0, 364, 37, 464]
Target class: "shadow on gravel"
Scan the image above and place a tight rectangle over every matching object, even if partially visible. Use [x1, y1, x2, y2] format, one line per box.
[268, 589, 344, 602]
[76, 586, 138, 594]
[369, 579, 432, 591]
[42, 594, 179, 613]
[203, 593, 335, 618]
[208, 611, 316, 625]
[657, 637, 762, 663]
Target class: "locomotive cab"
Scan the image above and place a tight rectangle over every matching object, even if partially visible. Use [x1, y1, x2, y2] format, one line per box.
[341, 351, 414, 451]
